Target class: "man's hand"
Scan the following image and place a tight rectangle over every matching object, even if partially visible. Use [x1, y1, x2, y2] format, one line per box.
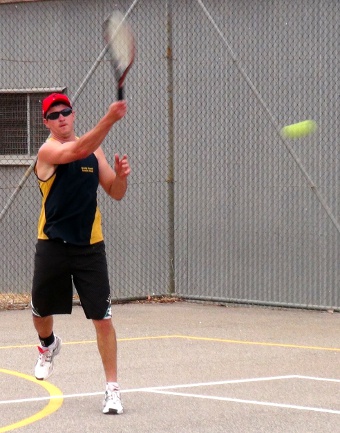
[114, 154, 131, 179]
[108, 101, 127, 122]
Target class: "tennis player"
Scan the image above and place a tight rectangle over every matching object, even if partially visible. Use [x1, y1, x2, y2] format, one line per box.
[31, 92, 130, 414]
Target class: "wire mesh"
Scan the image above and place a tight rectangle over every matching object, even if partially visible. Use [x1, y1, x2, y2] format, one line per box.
[0, 0, 339, 311]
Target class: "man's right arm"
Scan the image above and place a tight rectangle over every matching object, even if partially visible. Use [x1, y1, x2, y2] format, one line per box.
[38, 101, 127, 166]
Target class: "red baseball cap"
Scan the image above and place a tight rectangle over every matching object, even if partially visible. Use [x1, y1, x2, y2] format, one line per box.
[42, 93, 72, 118]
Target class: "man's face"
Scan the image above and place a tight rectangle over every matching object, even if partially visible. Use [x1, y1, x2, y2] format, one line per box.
[43, 103, 75, 137]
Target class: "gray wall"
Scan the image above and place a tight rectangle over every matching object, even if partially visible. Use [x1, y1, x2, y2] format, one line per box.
[1, 0, 339, 310]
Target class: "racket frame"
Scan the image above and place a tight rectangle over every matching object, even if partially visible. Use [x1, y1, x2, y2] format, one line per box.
[103, 11, 135, 100]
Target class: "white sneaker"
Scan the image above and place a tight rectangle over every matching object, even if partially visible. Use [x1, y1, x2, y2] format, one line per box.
[102, 389, 123, 414]
[34, 336, 62, 380]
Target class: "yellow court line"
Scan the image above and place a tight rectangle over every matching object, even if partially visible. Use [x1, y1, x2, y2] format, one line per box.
[173, 335, 340, 352]
[1, 334, 339, 352]
[0, 344, 38, 350]
[0, 335, 179, 350]
[118, 335, 340, 352]
[0, 369, 63, 433]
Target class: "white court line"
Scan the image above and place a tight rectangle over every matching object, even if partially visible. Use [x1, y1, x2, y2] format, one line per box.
[0, 375, 294, 405]
[1, 375, 339, 416]
[146, 389, 340, 415]
[295, 375, 340, 383]
[141, 374, 340, 416]
[135, 375, 299, 391]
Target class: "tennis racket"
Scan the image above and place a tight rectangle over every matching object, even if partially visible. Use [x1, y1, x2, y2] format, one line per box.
[103, 10, 135, 100]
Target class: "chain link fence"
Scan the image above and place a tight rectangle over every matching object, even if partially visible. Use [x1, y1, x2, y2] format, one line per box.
[1, 0, 339, 311]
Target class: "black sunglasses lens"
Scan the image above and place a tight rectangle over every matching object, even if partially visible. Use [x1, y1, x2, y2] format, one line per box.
[47, 108, 72, 120]
[47, 112, 58, 120]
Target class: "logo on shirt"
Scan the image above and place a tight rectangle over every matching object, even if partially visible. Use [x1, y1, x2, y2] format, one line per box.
[81, 167, 94, 173]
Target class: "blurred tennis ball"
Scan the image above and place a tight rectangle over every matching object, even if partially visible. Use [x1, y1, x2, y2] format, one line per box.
[281, 120, 317, 139]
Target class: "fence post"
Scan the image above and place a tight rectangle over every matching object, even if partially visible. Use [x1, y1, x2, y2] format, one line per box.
[166, 0, 175, 295]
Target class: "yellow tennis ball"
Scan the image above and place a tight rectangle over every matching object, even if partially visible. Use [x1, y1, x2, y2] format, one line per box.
[281, 120, 317, 139]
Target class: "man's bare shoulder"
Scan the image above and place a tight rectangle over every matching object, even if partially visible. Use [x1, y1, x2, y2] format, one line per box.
[36, 138, 59, 181]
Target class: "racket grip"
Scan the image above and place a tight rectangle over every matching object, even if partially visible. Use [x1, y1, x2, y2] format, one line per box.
[118, 87, 124, 100]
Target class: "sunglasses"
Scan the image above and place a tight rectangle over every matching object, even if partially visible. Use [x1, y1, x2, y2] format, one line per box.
[46, 107, 73, 120]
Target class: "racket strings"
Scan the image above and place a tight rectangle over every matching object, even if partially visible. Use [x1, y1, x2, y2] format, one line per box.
[104, 14, 134, 73]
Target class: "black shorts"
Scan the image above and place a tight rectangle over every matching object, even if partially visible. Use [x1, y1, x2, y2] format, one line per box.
[32, 240, 112, 320]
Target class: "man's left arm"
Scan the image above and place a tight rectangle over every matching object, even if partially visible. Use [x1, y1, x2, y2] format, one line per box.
[96, 147, 131, 200]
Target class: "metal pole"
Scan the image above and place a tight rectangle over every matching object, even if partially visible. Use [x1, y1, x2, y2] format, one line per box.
[166, 0, 175, 294]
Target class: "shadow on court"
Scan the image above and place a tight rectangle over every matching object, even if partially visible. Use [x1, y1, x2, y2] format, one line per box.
[0, 301, 339, 433]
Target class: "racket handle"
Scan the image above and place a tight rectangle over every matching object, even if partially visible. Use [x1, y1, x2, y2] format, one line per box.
[118, 87, 124, 100]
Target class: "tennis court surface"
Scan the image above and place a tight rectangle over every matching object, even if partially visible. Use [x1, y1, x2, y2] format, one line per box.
[1, 301, 339, 433]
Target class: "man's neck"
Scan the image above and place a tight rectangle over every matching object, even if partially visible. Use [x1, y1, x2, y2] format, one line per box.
[51, 131, 77, 143]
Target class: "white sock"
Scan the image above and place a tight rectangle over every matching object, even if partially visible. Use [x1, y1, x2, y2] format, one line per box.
[107, 382, 120, 392]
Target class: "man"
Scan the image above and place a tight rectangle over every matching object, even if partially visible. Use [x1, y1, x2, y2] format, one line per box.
[31, 92, 130, 415]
